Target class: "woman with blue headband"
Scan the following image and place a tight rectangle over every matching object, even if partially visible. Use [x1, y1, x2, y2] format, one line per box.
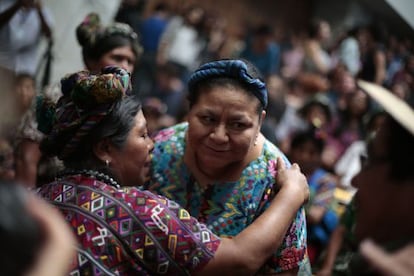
[148, 59, 310, 274]
[35, 66, 309, 275]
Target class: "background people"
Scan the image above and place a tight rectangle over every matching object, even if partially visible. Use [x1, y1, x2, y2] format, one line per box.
[13, 12, 143, 188]
[317, 80, 414, 275]
[76, 12, 142, 75]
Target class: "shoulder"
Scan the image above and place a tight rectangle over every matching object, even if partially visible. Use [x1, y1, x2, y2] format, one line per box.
[153, 122, 188, 142]
[262, 139, 291, 165]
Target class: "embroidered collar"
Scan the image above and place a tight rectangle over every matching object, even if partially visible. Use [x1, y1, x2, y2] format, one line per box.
[57, 169, 121, 189]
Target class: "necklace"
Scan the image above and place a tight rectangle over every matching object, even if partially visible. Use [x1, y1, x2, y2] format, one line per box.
[57, 169, 121, 189]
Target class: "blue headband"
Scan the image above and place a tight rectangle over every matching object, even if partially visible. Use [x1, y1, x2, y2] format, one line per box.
[188, 60, 268, 108]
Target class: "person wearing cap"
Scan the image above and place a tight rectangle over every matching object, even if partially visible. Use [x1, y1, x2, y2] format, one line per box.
[36, 66, 310, 275]
[148, 59, 310, 274]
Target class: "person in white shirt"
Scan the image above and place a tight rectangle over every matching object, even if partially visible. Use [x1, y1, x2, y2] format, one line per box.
[0, 0, 53, 75]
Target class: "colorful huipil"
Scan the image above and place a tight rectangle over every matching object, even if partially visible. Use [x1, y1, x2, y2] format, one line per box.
[37, 173, 220, 275]
[148, 122, 309, 274]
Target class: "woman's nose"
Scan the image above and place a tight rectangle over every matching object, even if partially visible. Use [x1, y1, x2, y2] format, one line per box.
[148, 138, 155, 152]
[210, 124, 229, 143]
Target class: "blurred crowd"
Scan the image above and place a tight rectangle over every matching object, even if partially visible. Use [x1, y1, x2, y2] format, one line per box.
[1, 0, 414, 275]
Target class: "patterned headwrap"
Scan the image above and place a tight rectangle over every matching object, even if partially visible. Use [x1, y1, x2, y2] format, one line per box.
[188, 59, 268, 108]
[76, 13, 143, 60]
[37, 66, 132, 160]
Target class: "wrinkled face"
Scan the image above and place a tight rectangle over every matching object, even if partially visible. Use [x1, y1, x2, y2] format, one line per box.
[93, 45, 136, 73]
[352, 125, 391, 242]
[109, 110, 153, 186]
[187, 86, 263, 172]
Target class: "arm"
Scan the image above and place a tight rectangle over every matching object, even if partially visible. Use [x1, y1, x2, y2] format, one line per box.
[34, 0, 52, 38]
[199, 158, 308, 275]
[156, 16, 181, 65]
[373, 49, 386, 85]
[317, 225, 346, 276]
[307, 41, 330, 75]
[308, 205, 327, 225]
[360, 239, 414, 276]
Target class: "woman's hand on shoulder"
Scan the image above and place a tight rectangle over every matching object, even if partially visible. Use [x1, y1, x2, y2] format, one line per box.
[276, 157, 309, 206]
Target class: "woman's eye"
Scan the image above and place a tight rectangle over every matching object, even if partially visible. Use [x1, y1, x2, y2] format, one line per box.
[229, 122, 246, 130]
[200, 116, 214, 124]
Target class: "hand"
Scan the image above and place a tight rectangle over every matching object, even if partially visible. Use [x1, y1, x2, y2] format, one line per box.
[360, 239, 414, 276]
[26, 195, 76, 276]
[276, 157, 309, 205]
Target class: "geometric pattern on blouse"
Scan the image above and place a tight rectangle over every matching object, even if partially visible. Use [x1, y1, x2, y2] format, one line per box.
[37, 174, 220, 275]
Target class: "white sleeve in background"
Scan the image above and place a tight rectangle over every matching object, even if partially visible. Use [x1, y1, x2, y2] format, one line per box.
[334, 140, 366, 188]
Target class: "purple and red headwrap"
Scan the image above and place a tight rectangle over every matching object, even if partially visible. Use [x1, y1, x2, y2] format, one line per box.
[37, 66, 132, 159]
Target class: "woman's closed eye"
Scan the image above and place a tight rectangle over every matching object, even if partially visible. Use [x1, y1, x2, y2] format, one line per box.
[200, 115, 215, 125]
[228, 122, 247, 130]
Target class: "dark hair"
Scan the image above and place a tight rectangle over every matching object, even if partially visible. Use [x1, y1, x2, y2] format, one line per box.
[290, 127, 326, 154]
[366, 23, 387, 43]
[335, 91, 371, 138]
[157, 62, 181, 78]
[187, 59, 265, 115]
[308, 18, 327, 39]
[387, 116, 414, 181]
[15, 72, 35, 84]
[364, 110, 386, 133]
[299, 95, 332, 123]
[154, 2, 169, 12]
[82, 34, 137, 62]
[182, 4, 206, 32]
[76, 13, 142, 65]
[41, 96, 141, 170]
[253, 23, 273, 37]
[0, 181, 43, 276]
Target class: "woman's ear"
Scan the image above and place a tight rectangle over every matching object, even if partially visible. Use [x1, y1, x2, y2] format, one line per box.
[259, 110, 266, 125]
[93, 139, 112, 163]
